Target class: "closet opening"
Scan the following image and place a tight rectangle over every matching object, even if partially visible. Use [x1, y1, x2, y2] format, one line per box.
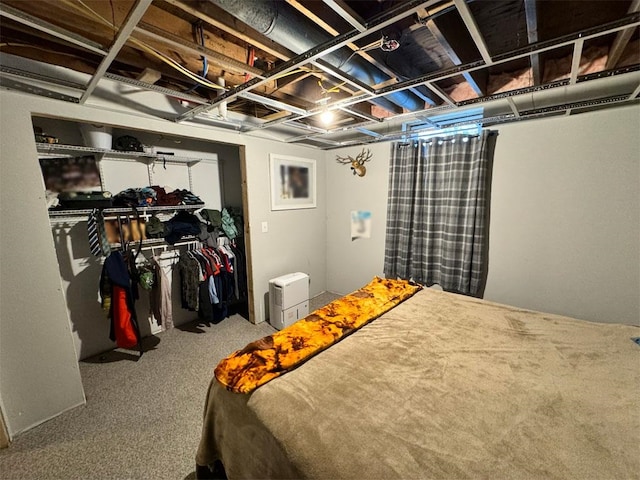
[33, 115, 253, 364]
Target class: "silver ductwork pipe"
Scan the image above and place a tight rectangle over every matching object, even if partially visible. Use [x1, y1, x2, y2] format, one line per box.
[206, 0, 427, 113]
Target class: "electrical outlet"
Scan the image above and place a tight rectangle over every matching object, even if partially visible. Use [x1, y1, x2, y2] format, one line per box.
[261, 221, 269, 233]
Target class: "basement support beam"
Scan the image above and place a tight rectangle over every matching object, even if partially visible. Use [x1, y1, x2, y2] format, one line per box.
[605, 0, 640, 69]
[524, 0, 541, 85]
[80, 0, 152, 103]
[452, 0, 492, 65]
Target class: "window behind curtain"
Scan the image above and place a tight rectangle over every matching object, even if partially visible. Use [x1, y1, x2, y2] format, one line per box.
[384, 130, 496, 297]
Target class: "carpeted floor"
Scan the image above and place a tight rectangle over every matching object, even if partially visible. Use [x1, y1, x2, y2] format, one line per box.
[0, 292, 340, 480]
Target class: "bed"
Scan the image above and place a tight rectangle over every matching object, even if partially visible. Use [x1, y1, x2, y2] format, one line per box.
[196, 279, 640, 479]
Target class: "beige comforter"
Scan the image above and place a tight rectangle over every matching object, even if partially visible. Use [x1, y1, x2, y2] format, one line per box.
[196, 289, 640, 479]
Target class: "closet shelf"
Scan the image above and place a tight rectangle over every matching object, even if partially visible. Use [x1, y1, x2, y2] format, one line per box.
[36, 143, 204, 166]
[49, 204, 203, 218]
[110, 236, 199, 251]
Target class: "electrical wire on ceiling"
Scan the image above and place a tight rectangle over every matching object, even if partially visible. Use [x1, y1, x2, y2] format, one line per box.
[184, 22, 209, 93]
[61, 0, 324, 96]
[0, 42, 93, 59]
[244, 46, 255, 83]
[60, 0, 226, 90]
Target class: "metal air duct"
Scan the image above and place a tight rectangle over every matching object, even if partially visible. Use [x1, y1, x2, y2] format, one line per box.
[205, 0, 427, 113]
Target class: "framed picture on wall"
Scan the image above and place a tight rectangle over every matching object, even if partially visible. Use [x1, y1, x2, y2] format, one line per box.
[269, 154, 316, 210]
[39, 155, 102, 192]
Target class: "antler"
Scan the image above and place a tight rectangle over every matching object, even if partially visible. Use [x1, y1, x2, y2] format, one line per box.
[335, 148, 373, 177]
[354, 148, 372, 165]
[335, 154, 354, 165]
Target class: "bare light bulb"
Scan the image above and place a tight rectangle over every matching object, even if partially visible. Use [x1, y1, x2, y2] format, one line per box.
[320, 110, 334, 125]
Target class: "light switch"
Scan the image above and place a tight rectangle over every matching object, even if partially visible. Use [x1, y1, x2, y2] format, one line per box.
[261, 221, 269, 233]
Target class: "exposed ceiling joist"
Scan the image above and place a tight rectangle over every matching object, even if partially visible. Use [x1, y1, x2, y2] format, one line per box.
[163, 0, 293, 61]
[133, 22, 265, 77]
[176, 0, 442, 121]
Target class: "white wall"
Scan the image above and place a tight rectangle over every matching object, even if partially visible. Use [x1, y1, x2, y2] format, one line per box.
[243, 144, 326, 322]
[0, 97, 86, 437]
[325, 104, 640, 325]
[0, 86, 326, 437]
[326, 143, 392, 295]
[484, 105, 639, 324]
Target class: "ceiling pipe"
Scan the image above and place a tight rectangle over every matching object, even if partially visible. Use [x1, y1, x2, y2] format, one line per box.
[205, 0, 427, 113]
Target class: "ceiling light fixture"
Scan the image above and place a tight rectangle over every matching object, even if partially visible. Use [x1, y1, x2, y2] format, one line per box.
[319, 109, 334, 125]
[315, 94, 334, 126]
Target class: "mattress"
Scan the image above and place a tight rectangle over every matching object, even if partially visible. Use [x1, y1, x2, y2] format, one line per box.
[196, 288, 640, 479]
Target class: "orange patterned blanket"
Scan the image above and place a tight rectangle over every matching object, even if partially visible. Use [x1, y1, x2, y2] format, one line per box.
[215, 277, 422, 393]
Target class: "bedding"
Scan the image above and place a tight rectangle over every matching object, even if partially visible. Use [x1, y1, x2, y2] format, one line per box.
[196, 285, 640, 479]
[215, 277, 422, 393]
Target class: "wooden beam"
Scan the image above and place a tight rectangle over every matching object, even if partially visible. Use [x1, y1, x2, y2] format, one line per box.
[606, 0, 640, 69]
[261, 110, 293, 122]
[163, 0, 293, 61]
[165, 0, 355, 97]
[134, 22, 264, 77]
[136, 68, 162, 84]
[524, 0, 541, 85]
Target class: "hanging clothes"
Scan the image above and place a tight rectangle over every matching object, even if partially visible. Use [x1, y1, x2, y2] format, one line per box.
[151, 255, 173, 330]
[177, 252, 201, 311]
[178, 241, 243, 324]
[99, 251, 142, 354]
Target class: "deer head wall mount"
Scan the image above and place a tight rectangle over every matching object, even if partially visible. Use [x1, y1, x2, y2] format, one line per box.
[336, 148, 372, 177]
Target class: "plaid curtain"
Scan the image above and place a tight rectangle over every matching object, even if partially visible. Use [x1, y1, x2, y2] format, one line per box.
[384, 130, 495, 297]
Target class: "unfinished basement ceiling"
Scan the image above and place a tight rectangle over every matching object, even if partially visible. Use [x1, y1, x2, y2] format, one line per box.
[0, 0, 638, 148]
